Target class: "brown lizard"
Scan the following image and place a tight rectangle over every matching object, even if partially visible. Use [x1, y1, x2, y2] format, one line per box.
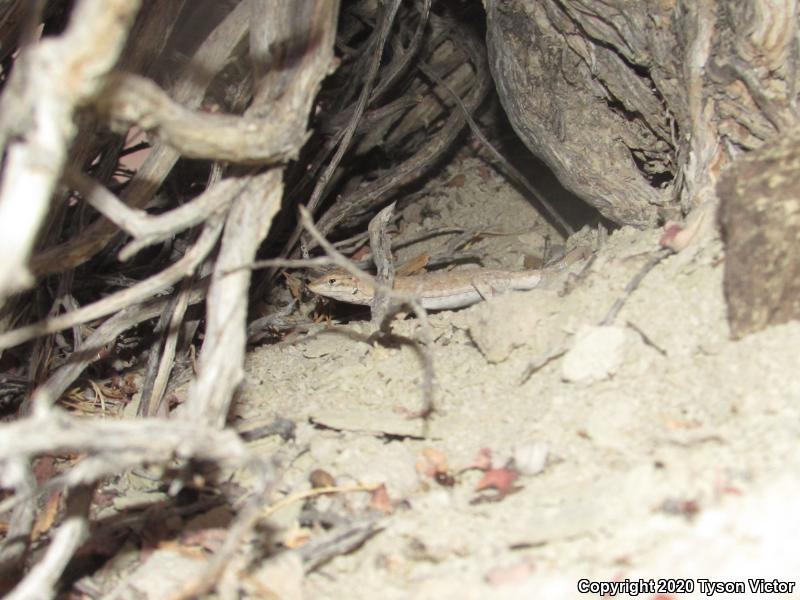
[308, 268, 542, 310]
[308, 247, 591, 311]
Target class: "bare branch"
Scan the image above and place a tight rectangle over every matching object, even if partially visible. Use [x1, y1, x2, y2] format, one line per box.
[0, 410, 248, 465]
[185, 172, 283, 428]
[0, 215, 223, 351]
[96, 72, 304, 164]
[5, 486, 92, 600]
[29, 0, 251, 277]
[186, 0, 341, 428]
[63, 167, 245, 261]
[0, 0, 142, 301]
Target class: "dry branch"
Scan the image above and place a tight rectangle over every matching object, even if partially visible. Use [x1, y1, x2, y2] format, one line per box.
[0, 2, 606, 595]
[97, 71, 304, 164]
[4, 486, 92, 600]
[0, 409, 249, 466]
[29, 0, 252, 277]
[0, 407, 255, 598]
[64, 166, 246, 261]
[23, 286, 207, 416]
[311, 17, 492, 242]
[0, 0, 141, 301]
[0, 215, 224, 351]
[186, 0, 340, 428]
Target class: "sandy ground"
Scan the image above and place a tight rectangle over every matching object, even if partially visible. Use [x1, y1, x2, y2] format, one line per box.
[96, 154, 800, 599]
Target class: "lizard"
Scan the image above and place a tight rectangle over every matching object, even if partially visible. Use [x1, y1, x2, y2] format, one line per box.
[308, 268, 543, 310]
[307, 246, 592, 310]
[307, 247, 591, 311]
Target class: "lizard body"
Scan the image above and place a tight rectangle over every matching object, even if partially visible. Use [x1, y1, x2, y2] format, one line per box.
[308, 267, 548, 310]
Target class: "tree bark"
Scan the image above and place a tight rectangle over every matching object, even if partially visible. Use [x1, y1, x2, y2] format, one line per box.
[486, 0, 800, 335]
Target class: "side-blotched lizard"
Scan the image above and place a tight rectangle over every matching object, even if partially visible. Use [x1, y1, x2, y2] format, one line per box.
[308, 249, 590, 310]
[308, 269, 542, 310]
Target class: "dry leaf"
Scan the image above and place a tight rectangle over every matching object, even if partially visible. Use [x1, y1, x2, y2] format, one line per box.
[31, 490, 62, 540]
[475, 467, 519, 497]
[446, 174, 466, 188]
[397, 253, 430, 276]
[370, 484, 393, 514]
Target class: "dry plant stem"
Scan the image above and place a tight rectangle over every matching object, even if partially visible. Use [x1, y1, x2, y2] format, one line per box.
[30, 0, 251, 277]
[0, 215, 224, 351]
[368, 202, 398, 328]
[325, 91, 421, 135]
[118, 178, 247, 262]
[0, 288, 202, 571]
[518, 342, 570, 384]
[418, 62, 574, 236]
[137, 293, 182, 417]
[0, 0, 141, 302]
[186, 172, 283, 428]
[299, 207, 436, 417]
[5, 485, 93, 600]
[600, 249, 672, 326]
[0, 410, 249, 474]
[28, 0, 187, 276]
[186, 0, 340, 428]
[0, 411, 251, 517]
[281, 0, 402, 264]
[233, 257, 338, 274]
[263, 483, 381, 520]
[0, 459, 36, 577]
[317, 3, 429, 152]
[117, 0, 188, 77]
[63, 167, 245, 261]
[369, 0, 431, 103]
[312, 20, 492, 241]
[24, 287, 206, 415]
[141, 277, 195, 417]
[264, 0, 430, 288]
[97, 72, 302, 164]
[299, 517, 382, 572]
[333, 224, 513, 256]
[382, 30, 471, 148]
[248, 0, 273, 82]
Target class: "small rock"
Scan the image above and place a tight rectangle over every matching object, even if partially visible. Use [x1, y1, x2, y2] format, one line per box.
[561, 325, 627, 383]
[512, 441, 549, 476]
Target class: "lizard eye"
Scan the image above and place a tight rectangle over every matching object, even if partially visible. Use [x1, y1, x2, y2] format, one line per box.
[328, 277, 337, 285]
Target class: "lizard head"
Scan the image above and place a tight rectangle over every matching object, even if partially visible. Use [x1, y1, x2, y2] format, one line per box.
[307, 270, 373, 305]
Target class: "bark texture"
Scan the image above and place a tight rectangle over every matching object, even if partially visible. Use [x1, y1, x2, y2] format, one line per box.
[486, 0, 800, 336]
[718, 127, 800, 339]
[485, 0, 799, 225]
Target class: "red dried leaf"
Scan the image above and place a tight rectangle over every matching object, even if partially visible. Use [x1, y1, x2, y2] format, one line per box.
[475, 468, 519, 497]
[370, 484, 393, 514]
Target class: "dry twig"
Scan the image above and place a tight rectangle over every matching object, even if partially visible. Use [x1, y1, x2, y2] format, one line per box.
[28, 0, 252, 277]
[0, 0, 142, 301]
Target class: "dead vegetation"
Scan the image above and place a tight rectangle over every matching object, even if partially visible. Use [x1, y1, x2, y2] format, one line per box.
[0, 1, 542, 596]
[0, 0, 798, 597]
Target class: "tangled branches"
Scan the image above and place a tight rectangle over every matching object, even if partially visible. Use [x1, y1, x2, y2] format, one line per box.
[0, 0, 495, 596]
